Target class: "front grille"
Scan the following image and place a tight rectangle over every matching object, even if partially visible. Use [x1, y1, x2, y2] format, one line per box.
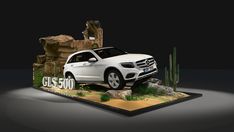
[138, 68, 157, 77]
[136, 57, 155, 68]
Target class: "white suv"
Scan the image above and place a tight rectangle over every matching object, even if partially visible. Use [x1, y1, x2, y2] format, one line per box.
[63, 47, 157, 89]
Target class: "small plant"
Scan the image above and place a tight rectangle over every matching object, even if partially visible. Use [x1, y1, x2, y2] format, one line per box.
[33, 69, 44, 88]
[100, 94, 110, 102]
[74, 83, 80, 90]
[75, 84, 90, 91]
[92, 43, 99, 49]
[125, 95, 138, 101]
[82, 85, 91, 91]
[77, 91, 85, 97]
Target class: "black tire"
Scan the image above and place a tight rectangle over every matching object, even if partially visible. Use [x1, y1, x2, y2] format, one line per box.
[65, 72, 76, 82]
[106, 69, 125, 90]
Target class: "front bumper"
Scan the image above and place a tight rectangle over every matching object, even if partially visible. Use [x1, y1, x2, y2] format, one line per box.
[120, 63, 158, 82]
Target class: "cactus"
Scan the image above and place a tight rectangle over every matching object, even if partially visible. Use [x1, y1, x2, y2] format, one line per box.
[164, 67, 169, 86]
[169, 47, 179, 91]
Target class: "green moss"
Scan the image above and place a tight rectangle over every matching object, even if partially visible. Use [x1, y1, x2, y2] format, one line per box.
[100, 94, 110, 102]
[33, 69, 44, 88]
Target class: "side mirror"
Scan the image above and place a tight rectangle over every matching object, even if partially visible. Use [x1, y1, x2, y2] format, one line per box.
[88, 57, 97, 62]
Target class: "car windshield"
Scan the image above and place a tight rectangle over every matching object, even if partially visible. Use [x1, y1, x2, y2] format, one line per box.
[94, 47, 127, 59]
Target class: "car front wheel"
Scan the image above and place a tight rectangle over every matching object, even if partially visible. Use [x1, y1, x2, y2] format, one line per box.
[65, 73, 76, 81]
[106, 70, 125, 90]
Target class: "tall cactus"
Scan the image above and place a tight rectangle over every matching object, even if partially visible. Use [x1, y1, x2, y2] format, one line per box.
[169, 47, 179, 91]
[164, 67, 169, 86]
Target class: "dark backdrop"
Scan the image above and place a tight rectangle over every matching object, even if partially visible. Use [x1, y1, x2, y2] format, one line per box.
[0, 1, 232, 69]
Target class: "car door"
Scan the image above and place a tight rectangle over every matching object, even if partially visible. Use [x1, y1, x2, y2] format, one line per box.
[67, 52, 102, 82]
[65, 52, 86, 81]
[79, 52, 104, 81]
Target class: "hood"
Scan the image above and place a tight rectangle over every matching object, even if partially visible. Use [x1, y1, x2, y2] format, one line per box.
[104, 53, 153, 63]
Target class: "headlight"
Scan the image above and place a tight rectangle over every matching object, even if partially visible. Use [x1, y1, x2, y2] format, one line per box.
[121, 62, 135, 68]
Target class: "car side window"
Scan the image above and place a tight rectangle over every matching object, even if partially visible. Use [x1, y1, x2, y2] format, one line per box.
[68, 52, 96, 63]
[83, 52, 96, 61]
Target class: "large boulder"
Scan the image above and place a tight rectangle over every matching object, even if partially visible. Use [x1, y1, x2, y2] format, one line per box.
[147, 82, 175, 96]
[105, 90, 132, 100]
[147, 78, 161, 84]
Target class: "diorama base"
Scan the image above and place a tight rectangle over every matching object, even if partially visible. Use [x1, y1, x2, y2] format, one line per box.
[34, 87, 202, 116]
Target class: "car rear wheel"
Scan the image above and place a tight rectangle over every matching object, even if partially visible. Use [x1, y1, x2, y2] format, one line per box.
[106, 70, 125, 89]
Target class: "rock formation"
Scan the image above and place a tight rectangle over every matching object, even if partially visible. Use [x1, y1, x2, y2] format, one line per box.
[33, 20, 103, 76]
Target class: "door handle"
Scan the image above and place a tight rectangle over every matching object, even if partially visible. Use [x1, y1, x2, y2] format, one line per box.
[71, 64, 74, 67]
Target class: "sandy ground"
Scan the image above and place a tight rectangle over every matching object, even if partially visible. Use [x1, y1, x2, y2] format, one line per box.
[41, 87, 189, 111]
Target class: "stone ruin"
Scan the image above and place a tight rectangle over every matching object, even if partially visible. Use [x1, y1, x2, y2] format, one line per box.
[33, 20, 103, 76]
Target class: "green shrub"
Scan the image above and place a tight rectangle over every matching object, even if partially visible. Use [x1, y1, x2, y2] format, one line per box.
[82, 85, 90, 91]
[74, 83, 80, 90]
[133, 84, 157, 95]
[77, 91, 85, 97]
[125, 95, 138, 101]
[100, 94, 110, 102]
[33, 69, 44, 88]
[76, 85, 91, 92]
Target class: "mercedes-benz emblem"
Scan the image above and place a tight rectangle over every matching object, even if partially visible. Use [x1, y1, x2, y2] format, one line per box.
[146, 60, 150, 66]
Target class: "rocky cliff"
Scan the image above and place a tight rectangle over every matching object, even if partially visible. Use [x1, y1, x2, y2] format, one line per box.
[33, 20, 103, 76]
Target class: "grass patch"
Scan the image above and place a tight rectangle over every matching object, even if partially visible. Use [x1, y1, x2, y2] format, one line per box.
[100, 94, 110, 102]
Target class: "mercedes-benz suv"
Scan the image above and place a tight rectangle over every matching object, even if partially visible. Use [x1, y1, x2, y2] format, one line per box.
[63, 47, 157, 89]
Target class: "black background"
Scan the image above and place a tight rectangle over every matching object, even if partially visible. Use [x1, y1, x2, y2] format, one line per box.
[0, 1, 234, 132]
[0, 1, 233, 69]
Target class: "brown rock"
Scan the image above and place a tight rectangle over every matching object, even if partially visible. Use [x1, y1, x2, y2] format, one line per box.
[37, 55, 46, 64]
[44, 61, 61, 76]
[33, 63, 44, 70]
[57, 47, 77, 53]
[59, 52, 72, 59]
[39, 35, 74, 45]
